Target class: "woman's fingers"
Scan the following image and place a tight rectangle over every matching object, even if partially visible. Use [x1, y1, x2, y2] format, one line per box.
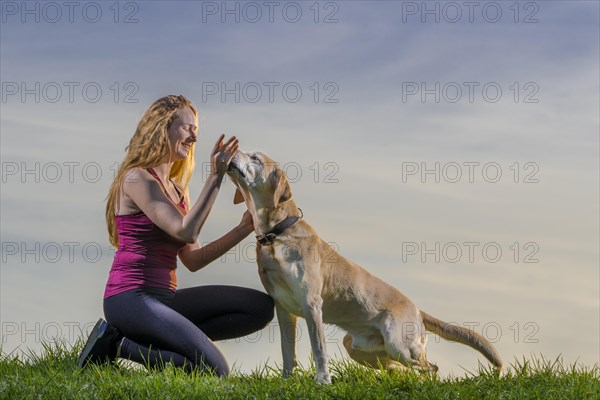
[226, 139, 239, 156]
[223, 135, 237, 146]
[212, 135, 238, 157]
[222, 138, 238, 157]
[225, 143, 239, 164]
[219, 136, 237, 153]
[210, 135, 240, 176]
[211, 133, 225, 156]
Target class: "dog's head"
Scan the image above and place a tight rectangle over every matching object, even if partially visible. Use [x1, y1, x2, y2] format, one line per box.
[227, 150, 292, 212]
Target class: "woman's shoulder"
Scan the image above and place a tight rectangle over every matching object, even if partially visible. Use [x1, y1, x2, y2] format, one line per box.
[122, 167, 154, 186]
[115, 168, 152, 215]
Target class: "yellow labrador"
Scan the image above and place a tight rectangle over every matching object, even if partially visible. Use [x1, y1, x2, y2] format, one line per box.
[227, 151, 502, 384]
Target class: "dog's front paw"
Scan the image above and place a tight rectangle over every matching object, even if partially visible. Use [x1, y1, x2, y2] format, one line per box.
[315, 371, 331, 384]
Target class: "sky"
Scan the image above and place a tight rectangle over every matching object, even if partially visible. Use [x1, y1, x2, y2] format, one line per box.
[1, 0, 599, 378]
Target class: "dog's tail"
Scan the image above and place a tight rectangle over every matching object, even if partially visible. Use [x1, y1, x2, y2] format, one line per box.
[420, 311, 503, 370]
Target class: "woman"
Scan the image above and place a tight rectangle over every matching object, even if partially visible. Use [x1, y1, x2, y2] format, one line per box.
[77, 95, 274, 376]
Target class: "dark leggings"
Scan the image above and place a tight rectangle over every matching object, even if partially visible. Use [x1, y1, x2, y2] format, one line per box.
[103, 285, 274, 376]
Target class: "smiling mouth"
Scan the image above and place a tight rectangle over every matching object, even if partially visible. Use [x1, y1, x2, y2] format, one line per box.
[181, 143, 192, 151]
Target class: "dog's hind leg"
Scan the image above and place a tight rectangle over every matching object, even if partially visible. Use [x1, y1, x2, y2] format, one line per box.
[342, 334, 407, 371]
[381, 317, 438, 374]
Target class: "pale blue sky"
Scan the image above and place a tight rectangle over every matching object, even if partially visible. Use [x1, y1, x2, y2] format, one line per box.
[1, 1, 598, 376]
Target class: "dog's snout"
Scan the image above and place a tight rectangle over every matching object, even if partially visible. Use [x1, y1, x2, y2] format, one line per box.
[228, 161, 244, 177]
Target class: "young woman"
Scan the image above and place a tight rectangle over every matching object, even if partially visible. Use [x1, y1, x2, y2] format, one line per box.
[77, 95, 274, 376]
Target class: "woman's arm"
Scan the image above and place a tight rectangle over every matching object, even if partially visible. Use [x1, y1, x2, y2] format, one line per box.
[123, 135, 238, 244]
[178, 211, 254, 272]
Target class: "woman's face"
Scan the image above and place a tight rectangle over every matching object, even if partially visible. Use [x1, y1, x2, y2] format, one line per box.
[167, 106, 198, 161]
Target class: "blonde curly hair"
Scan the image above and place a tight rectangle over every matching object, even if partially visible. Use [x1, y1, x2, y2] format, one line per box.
[105, 95, 197, 248]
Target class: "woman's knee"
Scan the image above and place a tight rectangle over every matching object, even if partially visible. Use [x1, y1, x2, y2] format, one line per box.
[252, 292, 275, 329]
[188, 346, 230, 377]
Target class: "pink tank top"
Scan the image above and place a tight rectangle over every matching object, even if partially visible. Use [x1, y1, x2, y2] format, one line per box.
[103, 168, 188, 299]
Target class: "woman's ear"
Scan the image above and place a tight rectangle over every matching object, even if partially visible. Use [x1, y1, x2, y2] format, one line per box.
[233, 189, 245, 204]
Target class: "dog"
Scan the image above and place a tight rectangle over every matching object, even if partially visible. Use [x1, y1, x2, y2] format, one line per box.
[227, 150, 503, 384]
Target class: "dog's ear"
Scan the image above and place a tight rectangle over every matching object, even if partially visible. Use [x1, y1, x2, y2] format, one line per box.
[270, 168, 292, 205]
[278, 180, 292, 204]
[233, 189, 245, 204]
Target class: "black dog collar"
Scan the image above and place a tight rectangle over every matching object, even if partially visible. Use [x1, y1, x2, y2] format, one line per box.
[256, 209, 303, 245]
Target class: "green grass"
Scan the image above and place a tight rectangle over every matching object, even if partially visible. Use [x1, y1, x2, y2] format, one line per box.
[1, 340, 598, 399]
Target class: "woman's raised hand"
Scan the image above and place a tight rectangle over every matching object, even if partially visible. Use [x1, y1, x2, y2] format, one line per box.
[211, 134, 239, 177]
